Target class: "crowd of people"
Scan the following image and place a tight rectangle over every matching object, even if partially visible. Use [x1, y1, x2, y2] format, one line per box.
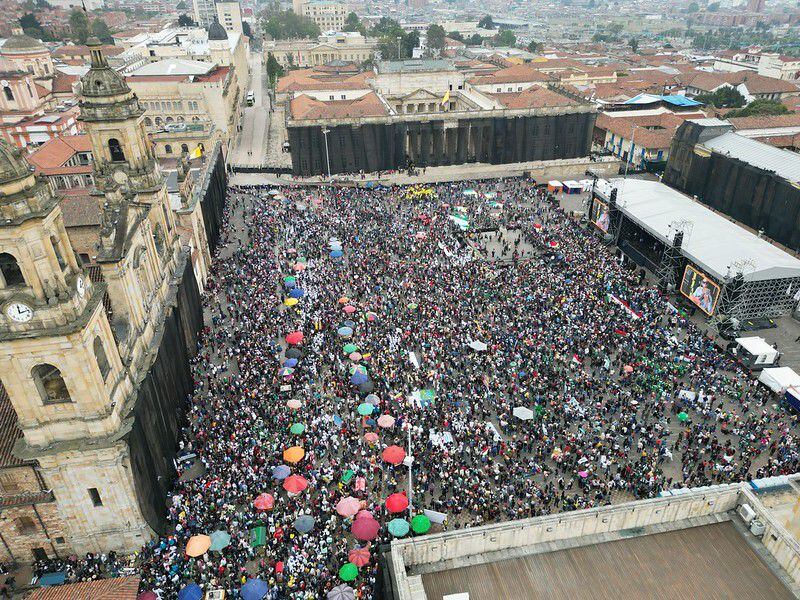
[126, 177, 800, 598]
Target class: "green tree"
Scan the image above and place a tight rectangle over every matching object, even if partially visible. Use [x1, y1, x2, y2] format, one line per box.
[343, 12, 366, 35]
[91, 19, 112, 43]
[492, 29, 516, 47]
[526, 39, 542, 53]
[69, 8, 90, 44]
[266, 52, 284, 85]
[426, 23, 446, 53]
[478, 15, 494, 29]
[628, 37, 638, 52]
[687, 1, 699, 11]
[178, 14, 195, 27]
[18, 13, 55, 41]
[448, 31, 464, 42]
[403, 31, 419, 57]
[726, 98, 792, 117]
[263, 10, 320, 40]
[370, 17, 403, 37]
[467, 33, 484, 46]
[696, 86, 745, 108]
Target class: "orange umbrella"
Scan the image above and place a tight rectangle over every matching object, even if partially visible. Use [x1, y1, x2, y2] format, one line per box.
[283, 446, 305, 463]
[338, 296, 350, 304]
[348, 546, 371, 567]
[185, 534, 211, 557]
[382, 445, 406, 465]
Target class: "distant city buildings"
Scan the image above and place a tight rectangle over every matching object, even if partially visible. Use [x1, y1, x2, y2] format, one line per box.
[265, 31, 377, 68]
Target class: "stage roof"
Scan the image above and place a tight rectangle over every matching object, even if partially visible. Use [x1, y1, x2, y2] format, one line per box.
[609, 179, 800, 282]
[701, 131, 800, 185]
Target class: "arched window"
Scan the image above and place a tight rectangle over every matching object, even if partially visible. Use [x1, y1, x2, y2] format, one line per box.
[191, 116, 199, 123]
[93, 337, 110, 380]
[108, 138, 125, 162]
[3, 86, 13, 102]
[153, 224, 164, 255]
[155, 117, 162, 125]
[164, 144, 172, 154]
[181, 144, 189, 153]
[0, 253, 25, 287]
[144, 116, 153, 126]
[31, 364, 71, 404]
[177, 116, 185, 123]
[165, 117, 174, 124]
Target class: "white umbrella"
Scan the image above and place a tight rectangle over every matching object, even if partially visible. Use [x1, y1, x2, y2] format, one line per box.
[468, 340, 488, 352]
[513, 406, 534, 421]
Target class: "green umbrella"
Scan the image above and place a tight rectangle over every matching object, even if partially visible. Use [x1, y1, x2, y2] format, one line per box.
[339, 562, 358, 582]
[290, 423, 305, 435]
[411, 514, 431, 534]
[343, 343, 358, 355]
[357, 403, 373, 416]
[388, 518, 410, 537]
[408, 302, 418, 310]
[283, 276, 296, 284]
[297, 256, 308, 263]
[678, 411, 689, 422]
[349, 364, 367, 375]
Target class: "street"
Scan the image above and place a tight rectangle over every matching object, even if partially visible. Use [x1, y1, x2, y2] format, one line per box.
[230, 50, 271, 168]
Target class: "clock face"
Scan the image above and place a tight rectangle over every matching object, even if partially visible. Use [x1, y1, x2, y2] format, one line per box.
[76, 276, 85, 297]
[5, 302, 33, 323]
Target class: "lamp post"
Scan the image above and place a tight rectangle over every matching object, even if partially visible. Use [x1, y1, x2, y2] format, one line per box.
[397, 35, 402, 60]
[321, 127, 331, 181]
[407, 419, 413, 513]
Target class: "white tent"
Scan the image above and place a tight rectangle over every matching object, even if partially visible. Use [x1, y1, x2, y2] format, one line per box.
[468, 340, 488, 352]
[759, 367, 800, 393]
[513, 406, 534, 420]
[735, 337, 779, 366]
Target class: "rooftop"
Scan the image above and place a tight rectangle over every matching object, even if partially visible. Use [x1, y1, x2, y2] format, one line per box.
[128, 58, 214, 77]
[699, 129, 800, 185]
[27, 134, 92, 171]
[376, 59, 455, 74]
[290, 91, 389, 120]
[25, 576, 140, 600]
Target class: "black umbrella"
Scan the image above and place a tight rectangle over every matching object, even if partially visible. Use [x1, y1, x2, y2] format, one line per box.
[358, 381, 374, 396]
[286, 348, 303, 359]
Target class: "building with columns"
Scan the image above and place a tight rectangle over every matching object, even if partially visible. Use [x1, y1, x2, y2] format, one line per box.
[0, 38, 226, 560]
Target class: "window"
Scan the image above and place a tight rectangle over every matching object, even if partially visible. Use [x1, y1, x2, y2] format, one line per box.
[16, 516, 36, 534]
[144, 117, 152, 126]
[32, 548, 47, 561]
[181, 143, 189, 153]
[153, 224, 164, 255]
[0, 253, 25, 287]
[108, 138, 125, 162]
[88, 488, 103, 506]
[55, 537, 65, 545]
[94, 337, 110, 380]
[31, 364, 71, 404]
[79, 253, 90, 265]
[3, 86, 12, 102]
[50, 236, 65, 270]
[164, 144, 173, 154]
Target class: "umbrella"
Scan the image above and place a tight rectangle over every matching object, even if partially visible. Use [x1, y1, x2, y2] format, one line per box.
[678, 411, 689, 422]
[283, 474, 308, 493]
[533, 222, 543, 230]
[284, 358, 298, 368]
[344, 320, 356, 328]
[388, 518, 410, 537]
[549, 240, 559, 249]
[337, 326, 353, 337]
[178, 584, 203, 600]
[355, 509, 373, 520]
[287, 399, 302, 409]
[377, 414, 395, 428]
[358, 381, 374, 395]
[254, 493, 275, 511]
[338, 563, 358, 582]
[411, 514, 431, 534]
[343, 305, 357, 314]
[343, 343, 358, 354]
[290, 423, 305, 435]
[272, 465, 291, 480]
[351, 517, 380, 541]
[468, 340, 488, 352]
[578, 470, 589, 478]
[283, 275, 296, 285]
[338, 296, 350, 304]
[382, 445, 406, 465]
[386, 492, 409, 513]
[283, 446, 305, 463]
[407, 302, 418, 310]
[349, 364, 367, 375]
[185, 534, 211, 557]
[364, 432, 379, 444]
[349, 352, 362, 362]
[294, 515, 315, 533]
[279, 367, 295, 377]
[289, 288, 305, 299]
[286, 348, 302, 359]
[357, 402, 373, 416]
[366, 311, 377, 321]
[336, 496, 361, 517]
[330, 250, 344, 258]
[285, 331, 304, 345]
[327, 584, 356, 600]
[351, 372, 368, 386]
[284, 298, 299, 307]
[241, 578, 270, 600]
[348, 547, 371, 567]
[365, 393, 379, 403]
[209, 530, 231, 552]
[513, 406, 534, 421]
[293, 263, 305, 271]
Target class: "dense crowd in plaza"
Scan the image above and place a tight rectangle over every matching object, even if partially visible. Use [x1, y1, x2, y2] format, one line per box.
[122, 177, 800, 599]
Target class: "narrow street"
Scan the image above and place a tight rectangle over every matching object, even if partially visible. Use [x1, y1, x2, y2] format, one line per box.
[230, 51, 270, 168]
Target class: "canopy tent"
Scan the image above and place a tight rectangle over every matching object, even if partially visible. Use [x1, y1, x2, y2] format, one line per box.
[734, 337, 779, 368]
[759, 367, 800, 393]
[562, 180, 582, 194]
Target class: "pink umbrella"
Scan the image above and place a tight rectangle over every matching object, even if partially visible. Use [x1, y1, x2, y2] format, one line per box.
[254, 493, 275, 511]
[343, 305, 356, 314]
[382, 445, 406, 465]
[533, 222, 543, 230]
[348, 546, 371, 567]
[377, 415, 395, 428]
[352, 516, 380, 541]
[355, 509, 373, 521]
[623, 364, 634, 374]
[366, 311, 377, 322]
[283, 474, 309, 493]
[285, 331, 304, 345]
[578, 470, 589, 478]
[336, 496, 361, 517]
[293, 263, 305, 272]
[363, 432, 379, 444]
[287, 399, 302, 409]
[349, 352, 362, 362]
[415, 232, 427, 240]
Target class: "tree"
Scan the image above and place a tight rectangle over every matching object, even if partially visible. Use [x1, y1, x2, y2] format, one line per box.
[91, 19, 112, 43]
[370, 17, 403, 37]
[426, 23, 446, 53]
[448, 31, 464, 42]
[176, 0, 186, 8]
[478, 15, 494, 30]
[687, 1, 699, 11]
[69, 8, 90, 44]
[628, 37, 638, 52]
[696, 86, 745, 108]
[708, 1, 720, 10]
[266, 52, 284, 85]
[263, 10, 320, 40]
[242, 21, 253, 38]
[467, 33, 484, 46]
[726, 98, 792, 118]
[403, 31, 419, 57]
[18, 13, 54, 41]
[178, 14, 195, 27]
[343, 12, 366, 35]
[492, 29, 516, 47]
[526, 39, 542, 53]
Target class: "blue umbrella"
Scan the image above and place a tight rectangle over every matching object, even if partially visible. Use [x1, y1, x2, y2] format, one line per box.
[289, 288, 305, 298]
[337, 326, 353, 337]
[333, 414, 343, 426]
[241, 578, 270, 600]
[350, 372, 368, 386]
[284, 280, 296, 289]
[284, 358, 298, 368]
[272, 464, 291, 480]
[209, 530, 231, 552]
[343, 320, 356, 328]
[178, 584, 203, 600]
[330, 250, 344, 258]
[294, 514, 315, 533]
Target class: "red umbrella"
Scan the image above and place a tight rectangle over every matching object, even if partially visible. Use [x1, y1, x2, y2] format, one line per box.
[343, 305, 356, 314]
[355, 509, 373, 521]
[275, 561, 284, 573]
[385, 492, 409, 513]
[254, 493, 275, 511]
[138, 593, 158, 600]
[285, 331, 304, 345]
[282, 474, 308, 493]
[382, 445, 406, 465]
[351, 516, 380, 541]
[348, 546, 371, 567]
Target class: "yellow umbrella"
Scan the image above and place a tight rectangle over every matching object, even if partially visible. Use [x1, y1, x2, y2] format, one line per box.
[186, 534, 211, 557]
[283, 446, 305, 463]
[284, 298, 299, 307]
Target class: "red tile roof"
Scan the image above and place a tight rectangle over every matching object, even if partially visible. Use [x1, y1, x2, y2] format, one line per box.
[595, 110, 706, 149]
[728, 113, 800, 131]
[277, 68, 374, 93]
[488, 85, 578, 109]
[0, 383, 28, 469]
[26, 576, 141, 600]
[290, 92, 388, 120]
[468, 64, 554, 86]
[60, 193, 100, 227]
[27, 134, 92, 171]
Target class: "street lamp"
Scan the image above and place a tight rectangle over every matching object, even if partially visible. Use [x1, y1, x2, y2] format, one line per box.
[397, 35, 402, 60]
[321, 127, 331, 181]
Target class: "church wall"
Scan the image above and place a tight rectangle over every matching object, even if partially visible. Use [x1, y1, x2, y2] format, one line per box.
[0, 498, 69, 562]
[198, 143, 228, 252]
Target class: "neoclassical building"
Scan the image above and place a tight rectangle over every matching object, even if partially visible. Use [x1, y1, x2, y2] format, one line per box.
[0, 38, 225, 559]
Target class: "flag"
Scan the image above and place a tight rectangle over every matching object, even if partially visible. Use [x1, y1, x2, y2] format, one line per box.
[607, 293, 641, 319]
[250, 526, 266, 547]
[441, 89, 450, 106]
[410, 389, 436, 408]
[190, 145, 203, 159]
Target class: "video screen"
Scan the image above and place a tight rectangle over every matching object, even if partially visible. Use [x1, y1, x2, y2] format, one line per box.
[591, 199, 610, 233]
[680, 265, 721, 316]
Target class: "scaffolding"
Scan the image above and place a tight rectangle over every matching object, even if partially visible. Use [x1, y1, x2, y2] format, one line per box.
[657, 219, 693, 291]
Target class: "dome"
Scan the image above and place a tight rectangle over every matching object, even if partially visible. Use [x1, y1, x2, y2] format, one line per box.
[80, 38, 131, 99]
[1, 30, 46, 54]
[208, 19, 228, 42]
[0, 139, 32, 186]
